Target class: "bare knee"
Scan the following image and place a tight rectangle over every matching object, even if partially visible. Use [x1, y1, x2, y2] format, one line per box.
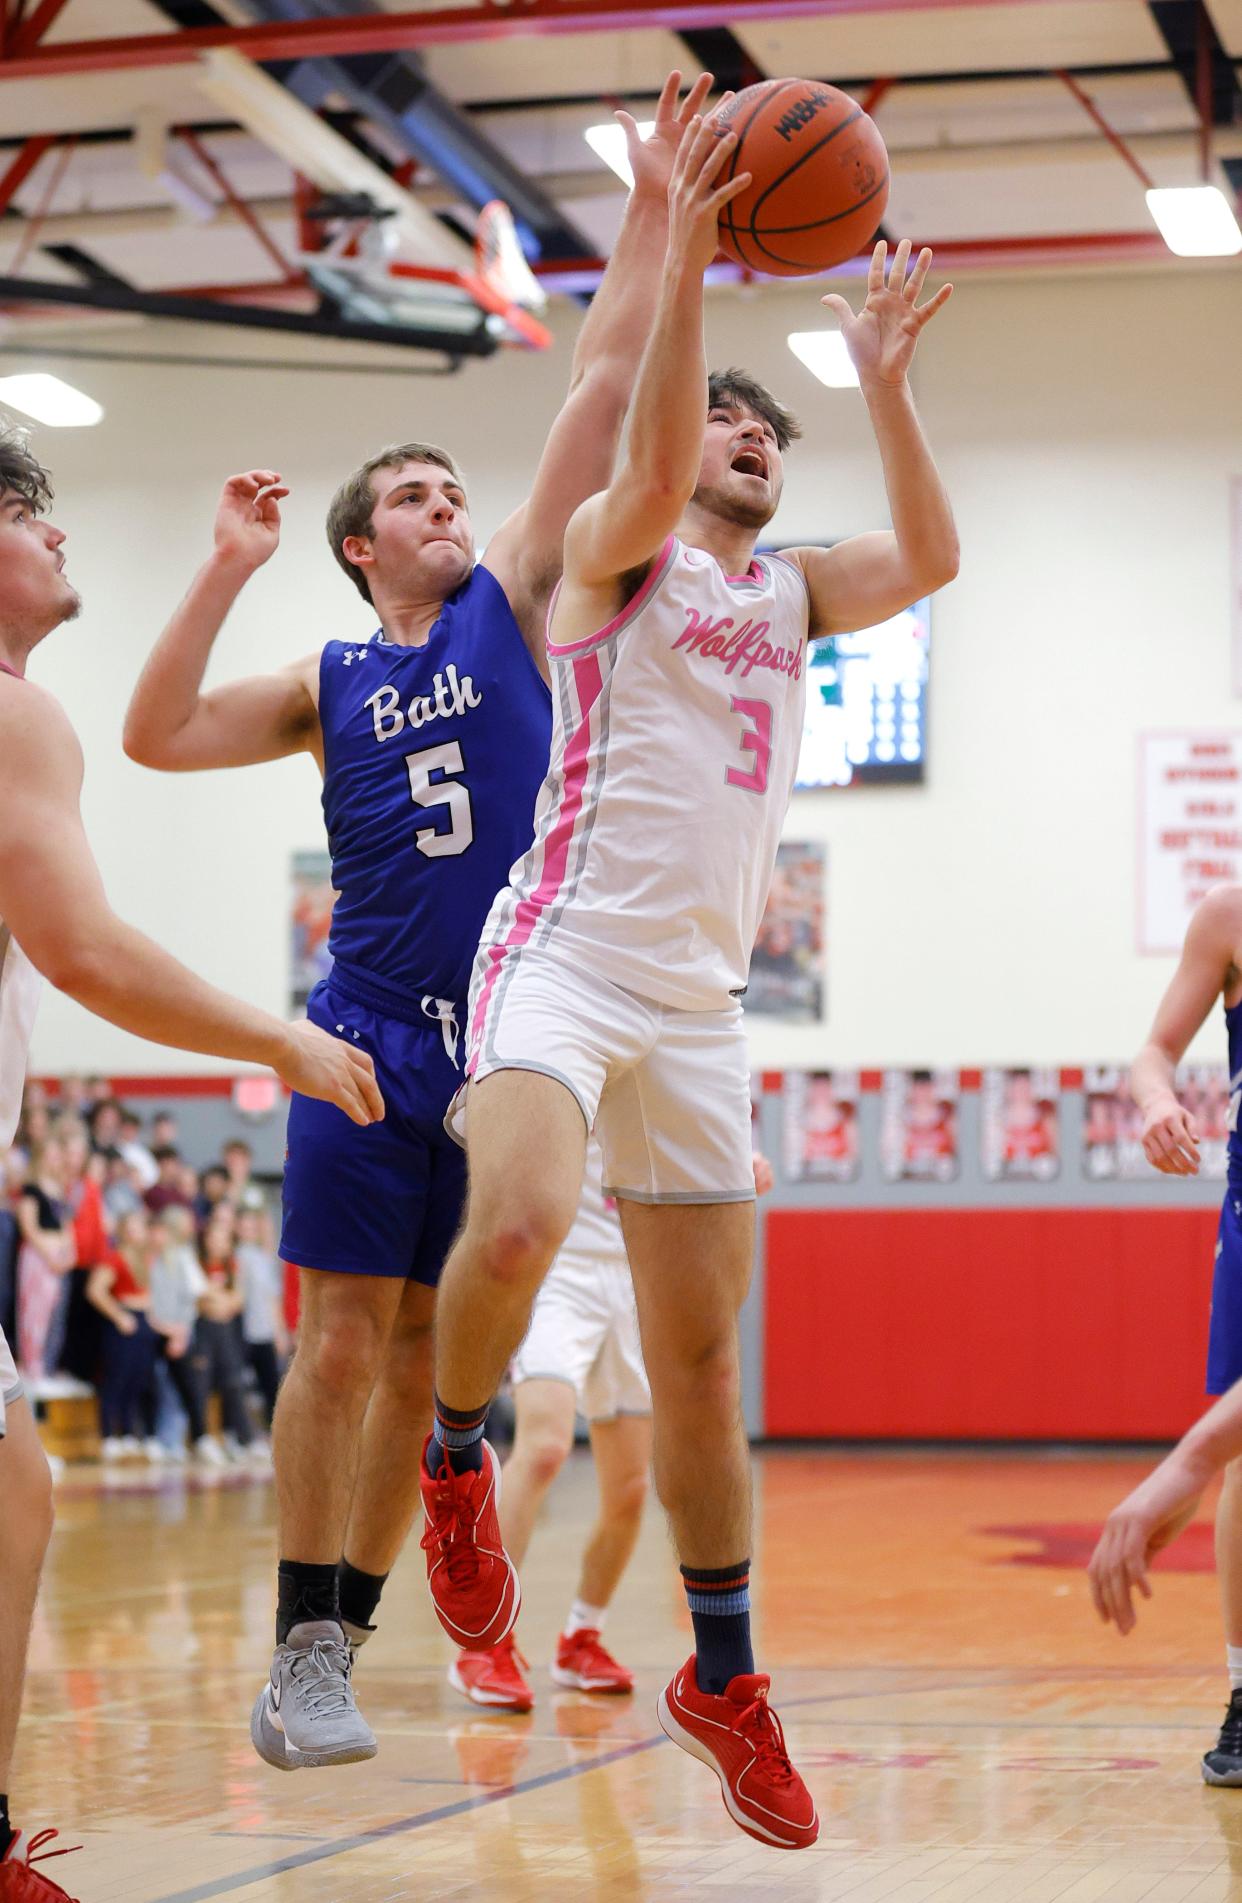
[295, 1310, 389, 1405]
[607, 1468, 649, 1525]
[520, 1428, 573, 1490]
[463, 1188, 572, 1294]
[656, 1340, 741, 1420]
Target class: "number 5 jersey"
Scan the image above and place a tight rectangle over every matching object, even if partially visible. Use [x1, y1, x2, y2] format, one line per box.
[317, 563, 552, 1007]
[477, 536, 810, 1015]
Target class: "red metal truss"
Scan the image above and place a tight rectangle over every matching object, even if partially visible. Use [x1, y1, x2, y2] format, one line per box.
[178, 128, 298, 283]
[10, 0, 74, 52]
[0, 0, 1135, 81]
[1053, 68, 1155, 189]
[0, 132, 52, 213]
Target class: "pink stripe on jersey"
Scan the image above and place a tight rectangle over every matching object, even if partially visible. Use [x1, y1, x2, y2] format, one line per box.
[546, 535, 676, 657]
[469, 648, 606, 1060]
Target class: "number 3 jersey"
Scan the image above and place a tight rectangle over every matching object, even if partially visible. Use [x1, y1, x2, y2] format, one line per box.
[477, 535, 810, 1015]
[318, 564, 552, 1005]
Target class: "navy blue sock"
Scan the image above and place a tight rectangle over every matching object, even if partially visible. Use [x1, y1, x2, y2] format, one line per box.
[428, 1394, 488, 1476]
[681, 1560, 754, 1696]
[337, 1559, 388, 1633]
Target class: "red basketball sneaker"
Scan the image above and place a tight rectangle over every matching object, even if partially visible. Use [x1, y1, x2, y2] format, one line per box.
[552, 1628, 634, 1695]
[657, 1657, 818, 1849]
[0, 1828, 82, 1900]
[448, 1634, 534, 1712]
[419, 1437, 520, 1652]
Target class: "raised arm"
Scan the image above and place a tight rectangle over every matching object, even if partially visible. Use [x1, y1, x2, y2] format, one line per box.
[1130, 886, 1241, 1176]
[559, 114, 749, 599]
[794, 242, 958, 639]
[485, 72, 722, 634]
[123, 470, 319, 772]
[0, 683, 381, 1126]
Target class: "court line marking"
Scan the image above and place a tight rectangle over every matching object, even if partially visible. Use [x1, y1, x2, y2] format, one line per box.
[149, 1734, 667, 1903]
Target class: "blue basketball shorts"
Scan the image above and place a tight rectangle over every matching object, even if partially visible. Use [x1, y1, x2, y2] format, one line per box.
[1207, 1189, 1242, 1395]
[280, 971, 467, 1285]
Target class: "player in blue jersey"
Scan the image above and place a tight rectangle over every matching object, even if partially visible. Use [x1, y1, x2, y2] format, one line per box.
[123, 70, 717, 1772]
[1110, 883, 1242, 1782]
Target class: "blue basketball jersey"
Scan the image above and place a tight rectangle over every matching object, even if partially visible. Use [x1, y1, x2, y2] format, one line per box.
[1227, 997, 1242, 1183]
[319, 563, 552, 1005]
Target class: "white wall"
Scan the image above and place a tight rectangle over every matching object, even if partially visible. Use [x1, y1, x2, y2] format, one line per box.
[15, 260, 1242, 1075]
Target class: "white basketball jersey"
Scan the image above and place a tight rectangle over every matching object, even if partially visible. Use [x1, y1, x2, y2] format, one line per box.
[0, 922, 41, 1148]
[562, 1136, 626, 1262]
[484, 535, 810, 1013]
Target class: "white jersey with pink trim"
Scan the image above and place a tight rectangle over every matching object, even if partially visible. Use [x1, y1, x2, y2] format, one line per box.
[474, 535, 810, 1016]
[0, 921, 41, 1149]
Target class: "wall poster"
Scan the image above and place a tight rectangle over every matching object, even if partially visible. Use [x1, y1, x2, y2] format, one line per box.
[782, 1070, 861, 1183]
[980, 1067, 1060, 1182]
[290, 850, 336, 1013]
[1138, 733, 1242, 955]
[880, 1068, 960, 1183]
[746, 841, 826, 1021]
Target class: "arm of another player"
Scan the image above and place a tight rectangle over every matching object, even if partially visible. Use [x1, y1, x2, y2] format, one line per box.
[0, 686, 383, 1126]
[793, 243, 959, 640]
[1130, 887, 1241, 1176]
[486, 73, 718, 637]
[560, 116, 750, 597]
[123, 471, 319, 772]
[1088, 1380, 1242, 1634]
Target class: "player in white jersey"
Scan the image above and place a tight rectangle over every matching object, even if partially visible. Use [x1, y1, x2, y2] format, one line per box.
[0, 428, 380, 1891]
[450, 1140, 650, 1712]
[420, 120, 957, 1848]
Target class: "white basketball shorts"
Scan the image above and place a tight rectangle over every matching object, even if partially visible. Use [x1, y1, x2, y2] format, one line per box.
[462, 946, 754, 1204]
[512, 1249, 651, 1422]
[0, 1323, 23, 1438]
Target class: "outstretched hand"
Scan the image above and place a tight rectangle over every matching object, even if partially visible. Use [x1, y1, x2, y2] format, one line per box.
[214, 469, 289, 573]
[618, 70, 723, 202]
[666, 111, 750, 278]
[822, 240, 953, 390]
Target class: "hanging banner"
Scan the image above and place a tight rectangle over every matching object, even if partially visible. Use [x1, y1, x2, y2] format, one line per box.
[880, 1069, 960, 1183]
[1232, 478, 1242, 697]
[746, 840, 826, 1021]
[290, 849, 336, 1013]
[782, 1070, 861, 1183]
[1081, 1067, 1148, 1181]
[981, 1067, 1061, 1182]
[1177, 1062, 1230, 1182]
[1138, 733, 1242, 955]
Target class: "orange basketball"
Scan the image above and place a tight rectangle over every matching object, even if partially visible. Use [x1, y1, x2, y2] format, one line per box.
[710, 79, 890, 277]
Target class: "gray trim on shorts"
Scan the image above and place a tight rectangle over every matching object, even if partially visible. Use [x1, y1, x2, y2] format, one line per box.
[3, 1376, 23, 1405]
[606, 1186, 756, 1206]
[477, 1059, 593, 1134]
[510, 1369, 578, 1393]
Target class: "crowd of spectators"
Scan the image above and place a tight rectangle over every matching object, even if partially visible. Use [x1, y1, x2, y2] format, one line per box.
[0, 1076, 287, 1466]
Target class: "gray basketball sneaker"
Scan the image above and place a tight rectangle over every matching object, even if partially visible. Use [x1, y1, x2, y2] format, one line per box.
[250, 1619, 378, 1771]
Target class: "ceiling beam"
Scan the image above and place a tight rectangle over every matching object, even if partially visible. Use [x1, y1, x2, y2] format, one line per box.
[0, 0, 1163, 82]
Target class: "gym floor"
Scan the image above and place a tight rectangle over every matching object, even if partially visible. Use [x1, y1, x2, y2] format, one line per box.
[18, 1446, 1241, 1901]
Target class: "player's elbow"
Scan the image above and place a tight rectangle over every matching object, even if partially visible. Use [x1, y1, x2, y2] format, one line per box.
[37, 933, 112, 1002]
[122, 714, 172, 770]
[923, 535, 960, 593]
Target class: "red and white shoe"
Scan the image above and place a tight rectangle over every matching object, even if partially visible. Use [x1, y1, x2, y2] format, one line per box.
[0, 1828, 83, 1900]
[658, 1656, 818, 1849]
[448, 1634, 534, 1713]
[551, 1628, 634, 1695]
[419, 1437, 519, 1652]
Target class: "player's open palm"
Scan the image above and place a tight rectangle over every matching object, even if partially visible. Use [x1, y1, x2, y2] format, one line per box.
[214, 469, 289, 573]
[1141, 1095, 1200, 1175]
[620, 70, 722, 201]
[278, 1019, 385, 1127]
[822, 240, 953, 389]
[668, 113, 750, 277]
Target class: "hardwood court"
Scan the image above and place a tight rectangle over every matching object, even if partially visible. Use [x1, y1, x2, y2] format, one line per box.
[17, 1448, 1242, 1901]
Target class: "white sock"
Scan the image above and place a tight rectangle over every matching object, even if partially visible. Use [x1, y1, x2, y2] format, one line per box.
[565, 1598, 606, 1637]
[1227, 1645, 1242, 1691]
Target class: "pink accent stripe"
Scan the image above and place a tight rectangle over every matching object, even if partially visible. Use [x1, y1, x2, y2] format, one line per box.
[469, 649, 606, 1059]
[546, 534, 675, 657]
[724, 559, 763, 584]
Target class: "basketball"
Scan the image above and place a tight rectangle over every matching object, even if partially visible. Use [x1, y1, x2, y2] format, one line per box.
[710, 78, 890, 276]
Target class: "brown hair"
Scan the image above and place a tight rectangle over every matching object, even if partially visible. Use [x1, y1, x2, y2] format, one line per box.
[0, 423, 53, 513]
[708, 369, 802, 452]
[326, 442, 466, 605]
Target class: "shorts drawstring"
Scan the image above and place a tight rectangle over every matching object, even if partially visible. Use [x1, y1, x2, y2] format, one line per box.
[421, 996, 461, 1071]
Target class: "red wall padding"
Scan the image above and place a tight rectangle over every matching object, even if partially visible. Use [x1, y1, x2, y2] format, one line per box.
[764, 1208, 1220, 1440]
